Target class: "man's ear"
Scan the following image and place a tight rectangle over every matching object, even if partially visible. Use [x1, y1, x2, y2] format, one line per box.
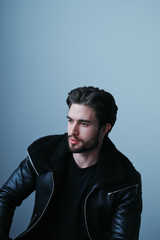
[101, 123, 112, 137]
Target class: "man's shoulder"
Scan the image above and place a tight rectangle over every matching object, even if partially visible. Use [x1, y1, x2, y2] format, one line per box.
[28, 133, 67, 151]
[27, 133, 69, 174]
[104, 137, 141, 185]
[106, 137, 139, 171]
[115, 148, 141, 187]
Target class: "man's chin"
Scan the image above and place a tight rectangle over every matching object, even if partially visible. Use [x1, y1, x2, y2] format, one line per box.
[69, 145, 89, 153]
[69, 146, 81, 153]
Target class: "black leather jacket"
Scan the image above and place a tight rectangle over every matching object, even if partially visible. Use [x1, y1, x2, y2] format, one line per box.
[0, 134, 142, 240]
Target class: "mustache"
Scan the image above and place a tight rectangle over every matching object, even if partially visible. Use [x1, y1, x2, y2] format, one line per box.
[68, 135, 82, 142]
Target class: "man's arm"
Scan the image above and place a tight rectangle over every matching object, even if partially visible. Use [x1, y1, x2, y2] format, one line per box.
[0, 157, 36, 239]
[111, 183, 142, 240]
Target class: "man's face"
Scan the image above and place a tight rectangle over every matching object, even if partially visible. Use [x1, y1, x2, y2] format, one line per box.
[67, 104, 101, 153]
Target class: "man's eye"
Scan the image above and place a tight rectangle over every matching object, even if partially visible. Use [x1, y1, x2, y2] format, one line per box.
[68, 119, 73, 123]
[82, 122, 88, 126]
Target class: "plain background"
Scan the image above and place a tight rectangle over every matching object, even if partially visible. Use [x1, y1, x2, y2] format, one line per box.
[0, 1, 160, 239]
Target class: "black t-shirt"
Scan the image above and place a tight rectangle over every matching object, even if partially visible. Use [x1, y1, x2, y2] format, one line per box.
[40, 156, 98, 240]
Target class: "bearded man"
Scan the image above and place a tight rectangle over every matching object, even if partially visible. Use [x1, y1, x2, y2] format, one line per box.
[0, 86, 142, 240]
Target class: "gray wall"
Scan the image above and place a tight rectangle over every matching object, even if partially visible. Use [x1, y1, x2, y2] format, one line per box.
[0, 1, 160, 239]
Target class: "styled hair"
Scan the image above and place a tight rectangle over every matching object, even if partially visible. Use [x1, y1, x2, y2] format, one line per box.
[66, 86, 118, 129]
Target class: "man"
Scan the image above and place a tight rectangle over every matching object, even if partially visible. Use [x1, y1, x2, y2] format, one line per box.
[0, 86, 142, 240]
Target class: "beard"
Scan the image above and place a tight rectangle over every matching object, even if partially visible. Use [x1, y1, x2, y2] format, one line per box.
[68, 131, 100, 153]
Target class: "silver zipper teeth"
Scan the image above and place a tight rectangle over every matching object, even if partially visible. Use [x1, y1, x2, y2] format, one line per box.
[27, 151, 39, 175]
[84, 189, 94, 240]
[16, 172, 54, 239]
[108, 184, 139, 196]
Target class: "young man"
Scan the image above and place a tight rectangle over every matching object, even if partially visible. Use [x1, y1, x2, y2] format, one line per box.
[0, 86, 142, 240]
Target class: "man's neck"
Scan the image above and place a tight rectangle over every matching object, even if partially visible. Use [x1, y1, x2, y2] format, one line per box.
[73, 144, 102, 168]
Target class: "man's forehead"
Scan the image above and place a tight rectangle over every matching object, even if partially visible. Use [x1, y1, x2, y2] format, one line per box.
[68, 104, 97, 120]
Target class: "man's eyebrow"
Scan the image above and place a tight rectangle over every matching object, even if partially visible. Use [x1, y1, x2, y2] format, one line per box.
[67, 116, 91, 123]
[78, 119, 91, 123]
[67, 116, 74, 120]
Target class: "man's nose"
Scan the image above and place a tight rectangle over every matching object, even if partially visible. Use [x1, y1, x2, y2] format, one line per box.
[71, 123, 79, 135]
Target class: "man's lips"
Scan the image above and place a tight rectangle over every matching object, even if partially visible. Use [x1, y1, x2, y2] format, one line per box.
[69, 137, 80, 145]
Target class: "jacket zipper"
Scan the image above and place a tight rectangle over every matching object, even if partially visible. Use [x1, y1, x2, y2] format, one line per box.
[27, 152, 39, 175]
[84, 188, 95, 240]
[108, 184, 139, 196]
[15, 171, 54, 239]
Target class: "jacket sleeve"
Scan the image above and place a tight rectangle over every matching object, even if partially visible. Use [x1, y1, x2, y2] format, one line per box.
[111, 183, 142, 240]
[0, 157, 36, 239]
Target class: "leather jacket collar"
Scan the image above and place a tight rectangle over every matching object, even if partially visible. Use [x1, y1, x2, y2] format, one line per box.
[28, 133, 140, 191]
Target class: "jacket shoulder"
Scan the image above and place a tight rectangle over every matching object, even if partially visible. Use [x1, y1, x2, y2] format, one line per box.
[27, 133, 68, 174]
[115, 149, 141, 187]
[28, 134, 66, 149]
[99, 137, 141, 188]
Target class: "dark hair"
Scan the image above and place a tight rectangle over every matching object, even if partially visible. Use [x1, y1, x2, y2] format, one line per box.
[66, 86, 118, 129]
